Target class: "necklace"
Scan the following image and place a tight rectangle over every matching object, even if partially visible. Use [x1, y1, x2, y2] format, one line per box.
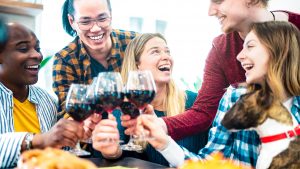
[270, 11, 276, 21]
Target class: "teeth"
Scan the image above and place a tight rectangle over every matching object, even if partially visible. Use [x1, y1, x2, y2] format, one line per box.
[218, 17, 225, 24]
[26, 65, 39, 69]
[158, 65, 171, 71]
[243, 64, 254, 70]
[90, 34, 104, 40]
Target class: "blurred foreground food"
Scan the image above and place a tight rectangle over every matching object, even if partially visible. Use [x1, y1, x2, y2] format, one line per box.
[179, 153, 252, 169]
[17, 148, 97, 169]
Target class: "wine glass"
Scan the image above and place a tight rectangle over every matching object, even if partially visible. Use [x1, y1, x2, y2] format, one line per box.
[94, 72, 124, 143]
[65, 84, 93, 156]
[95, 72, 124, 114]
[122, 70, 156, 151]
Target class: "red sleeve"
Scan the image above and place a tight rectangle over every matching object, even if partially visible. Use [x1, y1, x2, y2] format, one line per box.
[275, 10, 300, 30]
[163, 43, 228, 140]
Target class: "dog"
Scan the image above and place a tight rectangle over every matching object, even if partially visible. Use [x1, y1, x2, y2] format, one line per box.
[221, 84, 300, 169]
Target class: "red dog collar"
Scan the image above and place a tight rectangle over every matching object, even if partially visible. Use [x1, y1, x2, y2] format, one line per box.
[260, 125, 300, 143]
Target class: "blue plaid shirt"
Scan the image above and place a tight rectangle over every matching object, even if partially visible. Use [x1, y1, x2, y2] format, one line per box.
[182, 86, 300, 168]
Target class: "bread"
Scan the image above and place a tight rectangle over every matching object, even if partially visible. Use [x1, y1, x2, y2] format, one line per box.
[17, 148, 97, 169]
[179, 152, 252, 169]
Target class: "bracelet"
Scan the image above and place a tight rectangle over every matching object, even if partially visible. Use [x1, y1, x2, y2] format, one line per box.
[24, 133, 34, 150]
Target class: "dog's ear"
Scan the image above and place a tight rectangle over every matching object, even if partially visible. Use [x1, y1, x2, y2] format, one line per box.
[257, 111, 268, 124]
[257, 83, 273, 110]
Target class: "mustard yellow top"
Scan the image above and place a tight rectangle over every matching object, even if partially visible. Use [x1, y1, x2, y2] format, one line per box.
[13, 97, 40, 133]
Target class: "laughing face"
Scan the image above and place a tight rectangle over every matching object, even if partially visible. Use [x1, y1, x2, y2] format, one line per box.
[0, 23, 42, 86]
[237, 31, 269, 84]
[208, 0, 250, 33]
[70, 0, 112, 53]
[137, 37, 173, 85]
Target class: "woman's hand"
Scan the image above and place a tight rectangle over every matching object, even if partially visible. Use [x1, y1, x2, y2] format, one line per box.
[92, 114, 121, 158]
[33, 118, 84, 149]
[83, 113, 102, 140]
[121, 104, 155, 135]
[136, 114, 169, 151]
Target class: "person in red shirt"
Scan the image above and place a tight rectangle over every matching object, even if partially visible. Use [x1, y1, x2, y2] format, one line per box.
[122, 0, 300, 140]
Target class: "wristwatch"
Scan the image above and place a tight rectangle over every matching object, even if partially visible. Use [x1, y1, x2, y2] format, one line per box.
[24, 133, 34, 150]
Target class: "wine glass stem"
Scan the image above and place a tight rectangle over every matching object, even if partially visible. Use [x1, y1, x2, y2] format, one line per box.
[136, 109, 146, 140]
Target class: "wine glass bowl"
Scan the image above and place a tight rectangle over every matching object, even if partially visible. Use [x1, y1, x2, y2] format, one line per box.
[65, 103, 92, 122]
[95, 72, 124, 113]
[65, 84, 93, 122]
[120, 101, 140, 119]
[125, 70, 156, 113]
[125, 90, 156, 110]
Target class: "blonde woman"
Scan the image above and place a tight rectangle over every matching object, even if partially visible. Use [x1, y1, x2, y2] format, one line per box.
[92, 33, 208, 166]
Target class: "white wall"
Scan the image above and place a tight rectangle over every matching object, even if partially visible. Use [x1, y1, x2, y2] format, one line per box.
[37, 0, 300, 95]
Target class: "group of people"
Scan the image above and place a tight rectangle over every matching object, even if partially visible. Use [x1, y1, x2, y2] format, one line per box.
[0, 0, 299, 168]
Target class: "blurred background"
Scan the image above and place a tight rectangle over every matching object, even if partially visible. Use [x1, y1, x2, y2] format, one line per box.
[1, 0, 300, 98]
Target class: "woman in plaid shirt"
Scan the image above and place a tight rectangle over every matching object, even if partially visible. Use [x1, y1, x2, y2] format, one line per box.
[137, 21, 300, 168]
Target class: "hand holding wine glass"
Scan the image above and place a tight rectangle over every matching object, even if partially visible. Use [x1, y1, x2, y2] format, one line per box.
[92, 114, 122, 159]
[121, 70, 156, 151]
[136, 114, 170, 151]
[65, 84, 93, 156]
[37, 118, 84, 149]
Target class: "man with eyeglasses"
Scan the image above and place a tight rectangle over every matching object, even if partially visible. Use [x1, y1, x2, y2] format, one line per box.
[53, 0, 139, 115]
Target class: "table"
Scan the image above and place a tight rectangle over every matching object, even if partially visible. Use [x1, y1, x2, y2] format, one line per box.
[88, 157, 172, 169]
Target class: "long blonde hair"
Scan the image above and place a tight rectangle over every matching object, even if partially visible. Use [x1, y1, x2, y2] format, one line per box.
[121, 33, 186, 116]
[250, 21, 300, 100]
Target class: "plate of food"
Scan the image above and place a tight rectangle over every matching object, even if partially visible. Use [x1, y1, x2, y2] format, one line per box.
[16, 148, 97, 169]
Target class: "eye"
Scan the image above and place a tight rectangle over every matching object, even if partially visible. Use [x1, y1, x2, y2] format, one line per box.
[212, 0, 223, 4]
[78, 20, 92, 25]
[97, 17, 108, 22]
[246, 44, 254, 49]
[17, 45, 29, 53]
[151, 49, 160, 55]
[165, 49, 171, 55]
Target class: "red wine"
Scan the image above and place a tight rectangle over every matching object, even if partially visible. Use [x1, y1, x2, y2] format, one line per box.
[120, 102, 140, 119]
[66, 103, 92, 122]
[125, 90, 155, 109]
[97, 91, 124, 112]
[89, 98, 104, 115]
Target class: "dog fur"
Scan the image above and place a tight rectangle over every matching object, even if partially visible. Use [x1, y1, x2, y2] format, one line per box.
[221, 84, 300, 169]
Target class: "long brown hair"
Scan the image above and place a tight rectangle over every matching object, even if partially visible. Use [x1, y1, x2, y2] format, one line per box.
[121, 33, 186, 116]
[250, 21, 300, 100]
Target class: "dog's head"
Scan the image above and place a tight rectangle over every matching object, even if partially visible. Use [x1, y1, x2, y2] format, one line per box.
[221, 84, 292, 131]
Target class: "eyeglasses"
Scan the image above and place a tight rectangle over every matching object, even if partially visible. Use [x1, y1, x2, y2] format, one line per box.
[76, 17, 111, 31]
